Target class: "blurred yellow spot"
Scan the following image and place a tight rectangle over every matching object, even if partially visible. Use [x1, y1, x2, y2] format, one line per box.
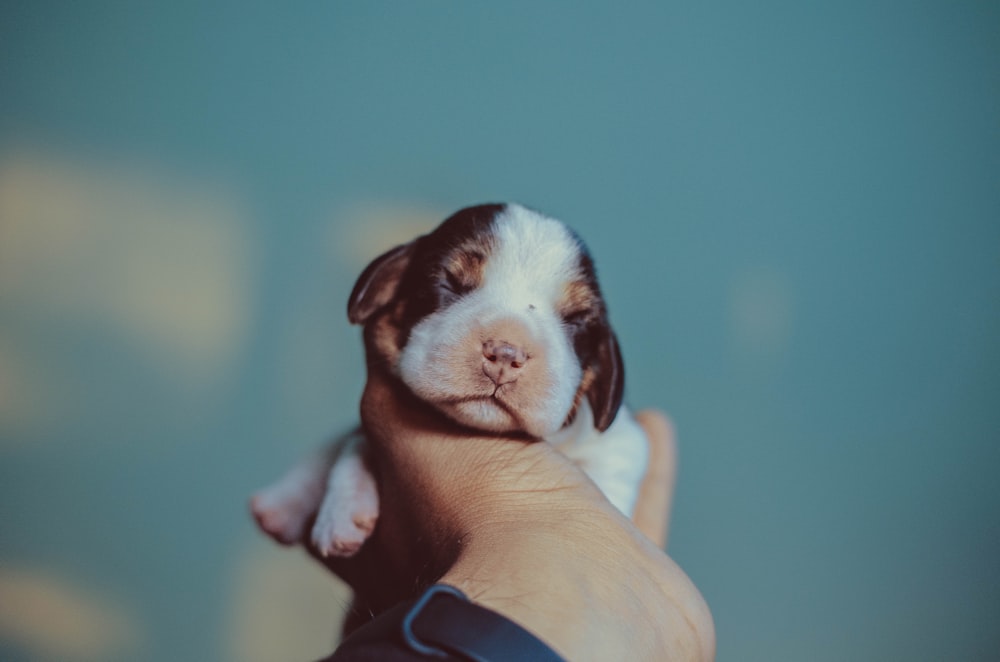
[0, 148, 253, 387]
[329, 203, 441, 268]
[0, 566, 144, 661]
[224, 541, 353, 662]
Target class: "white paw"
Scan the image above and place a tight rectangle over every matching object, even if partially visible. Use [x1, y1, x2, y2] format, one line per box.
[250, 484, 318, 545]
[310, 497, 378, 558]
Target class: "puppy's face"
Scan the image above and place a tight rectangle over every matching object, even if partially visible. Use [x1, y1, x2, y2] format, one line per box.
[348, 203, 623, 438]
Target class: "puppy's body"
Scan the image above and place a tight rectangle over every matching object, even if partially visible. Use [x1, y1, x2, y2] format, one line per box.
[252, 204, 648, 557]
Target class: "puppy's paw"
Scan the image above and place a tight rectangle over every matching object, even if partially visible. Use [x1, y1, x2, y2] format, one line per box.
[310, 441, 380, 557]
[250, 484, 318, 545]
[310, 480, 379, 558]
[310, 507, 378, 558]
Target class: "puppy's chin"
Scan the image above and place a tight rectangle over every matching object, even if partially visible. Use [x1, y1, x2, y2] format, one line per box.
[437, 399, 557, 440]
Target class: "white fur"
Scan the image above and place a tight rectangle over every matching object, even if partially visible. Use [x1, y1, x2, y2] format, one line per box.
[549, 402, 649, 516]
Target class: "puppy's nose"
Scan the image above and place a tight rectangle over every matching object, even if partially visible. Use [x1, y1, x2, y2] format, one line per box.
[482, 340, 528, 385]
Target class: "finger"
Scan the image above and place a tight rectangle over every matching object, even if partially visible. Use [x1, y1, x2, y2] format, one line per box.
[631, 410, 677, 549]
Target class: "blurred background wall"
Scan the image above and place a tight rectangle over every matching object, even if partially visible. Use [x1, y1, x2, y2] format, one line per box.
[1, 2, 997, 660]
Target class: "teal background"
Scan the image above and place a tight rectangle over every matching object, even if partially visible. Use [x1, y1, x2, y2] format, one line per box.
[1, 2, 998, 660]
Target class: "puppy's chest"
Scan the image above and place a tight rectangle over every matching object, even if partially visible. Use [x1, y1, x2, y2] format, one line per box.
[545, 404, 649, 516]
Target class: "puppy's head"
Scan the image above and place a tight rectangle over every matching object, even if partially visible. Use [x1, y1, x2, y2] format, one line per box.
[348, 203, 624, 438]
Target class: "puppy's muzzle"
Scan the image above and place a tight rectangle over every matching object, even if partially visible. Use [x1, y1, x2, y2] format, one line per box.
[482, 339, 528, 386]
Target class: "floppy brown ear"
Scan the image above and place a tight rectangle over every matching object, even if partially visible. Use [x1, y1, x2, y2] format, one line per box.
[347, 242, 414, 325]
[586, 324, 626, 432]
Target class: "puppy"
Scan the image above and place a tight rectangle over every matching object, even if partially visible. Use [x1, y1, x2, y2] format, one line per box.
[252, 203, 649, 557]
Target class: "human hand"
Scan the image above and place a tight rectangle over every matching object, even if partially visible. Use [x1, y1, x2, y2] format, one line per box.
[311, 368, 715, 661]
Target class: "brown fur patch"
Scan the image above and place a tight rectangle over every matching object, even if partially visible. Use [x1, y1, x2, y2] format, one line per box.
[442, 237, 491, 293]
[364, 300, 407, 370]
[559, 277, 601, 322]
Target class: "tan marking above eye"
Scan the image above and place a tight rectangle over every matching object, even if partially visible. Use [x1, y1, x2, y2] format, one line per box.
[559, 278, 599, 319]
[443, 248, 488, 291]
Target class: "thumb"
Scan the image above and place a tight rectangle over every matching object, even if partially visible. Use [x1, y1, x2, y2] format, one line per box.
[631, 410, 677, 549]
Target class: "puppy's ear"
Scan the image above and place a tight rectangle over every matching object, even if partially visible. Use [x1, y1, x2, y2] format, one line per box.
[586, 323, 626, 432]
[347, 242, 414, 325]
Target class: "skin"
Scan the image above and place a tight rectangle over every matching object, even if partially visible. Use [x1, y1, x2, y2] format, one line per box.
[311, 367, 716, 661]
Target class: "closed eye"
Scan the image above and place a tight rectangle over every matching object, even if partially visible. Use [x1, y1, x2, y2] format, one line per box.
[443, 270, 473, 295]
[563, 309, 591, 328]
